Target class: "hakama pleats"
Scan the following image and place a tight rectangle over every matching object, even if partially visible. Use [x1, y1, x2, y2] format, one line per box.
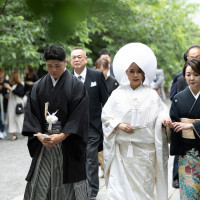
[24, 143, 89, 200]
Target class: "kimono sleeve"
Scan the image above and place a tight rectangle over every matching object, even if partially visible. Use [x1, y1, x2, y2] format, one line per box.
[101, 91, 121, 138]
[62, 81, 89, 142]
[22, 81, 43, 136]
[22, 81, 43, 158]
[170, 97, 184, 155]
[157, 94, 169, 120]
[193, 121, 200, 144]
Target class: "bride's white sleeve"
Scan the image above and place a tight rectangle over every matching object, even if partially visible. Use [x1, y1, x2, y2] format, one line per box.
[101, 93, 121, 138]
[157, 95, 170, 120]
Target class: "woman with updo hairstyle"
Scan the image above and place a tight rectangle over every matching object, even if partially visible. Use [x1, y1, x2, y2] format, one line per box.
[4, 72, 24, 141]
[169, 58, 200, 199]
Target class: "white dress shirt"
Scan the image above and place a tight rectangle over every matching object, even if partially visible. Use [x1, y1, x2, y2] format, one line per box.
[74, 67, 87, 83]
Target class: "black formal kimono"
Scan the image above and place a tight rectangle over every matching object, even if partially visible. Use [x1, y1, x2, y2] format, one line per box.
[170, 86, 200, 199]
[170, 87, 200, 156]
[22, 70, 89, 184]
[177, 75, 188, 94]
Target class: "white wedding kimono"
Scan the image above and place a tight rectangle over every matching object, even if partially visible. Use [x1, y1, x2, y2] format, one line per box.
[101, 85, 169, 200]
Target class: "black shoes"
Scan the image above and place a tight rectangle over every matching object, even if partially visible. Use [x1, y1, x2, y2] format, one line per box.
[172, 179, 179, 188]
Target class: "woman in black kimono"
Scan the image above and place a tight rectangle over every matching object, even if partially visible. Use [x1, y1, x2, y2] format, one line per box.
[169, 58, 200, 199]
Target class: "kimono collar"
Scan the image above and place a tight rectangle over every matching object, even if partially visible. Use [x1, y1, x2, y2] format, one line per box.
[50, 69, 66, 87]
[74, 67, 87, 83]
[189, 86, 200, 100]
[128, 84, 143, 91]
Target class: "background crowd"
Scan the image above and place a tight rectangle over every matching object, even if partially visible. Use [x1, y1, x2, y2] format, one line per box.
[0, 66, 38, 140]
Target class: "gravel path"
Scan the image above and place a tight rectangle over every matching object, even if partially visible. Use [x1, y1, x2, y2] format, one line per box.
[0, 136, 30, 200]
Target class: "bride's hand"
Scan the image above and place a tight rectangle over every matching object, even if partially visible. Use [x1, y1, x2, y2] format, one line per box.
[162, 118, 174, 128]
[117, 122, 134, 134]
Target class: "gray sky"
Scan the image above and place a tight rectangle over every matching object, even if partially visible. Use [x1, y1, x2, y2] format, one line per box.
[187, 0, 200, 25]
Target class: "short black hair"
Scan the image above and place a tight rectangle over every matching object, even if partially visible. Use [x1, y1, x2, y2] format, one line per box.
[183, 58, 200, 76]
[183, 45, 200, 61]
[44, 44, 66, 62]
[98, 48, 110, 57]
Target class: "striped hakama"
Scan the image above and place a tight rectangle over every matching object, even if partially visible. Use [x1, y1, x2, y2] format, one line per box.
[24, 143, 89, 200]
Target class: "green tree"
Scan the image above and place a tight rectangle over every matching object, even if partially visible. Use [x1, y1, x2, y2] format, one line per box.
[98, 0, 200, 87]
[0, 0, 46, 72]
[1, 0, 200, 88]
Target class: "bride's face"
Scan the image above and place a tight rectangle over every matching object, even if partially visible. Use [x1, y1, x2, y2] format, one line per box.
[126, 62, 144, 90]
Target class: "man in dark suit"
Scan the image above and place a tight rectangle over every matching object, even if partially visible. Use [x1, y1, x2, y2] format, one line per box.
[70, 48, 109, 200]
[98, 48, 115, 77]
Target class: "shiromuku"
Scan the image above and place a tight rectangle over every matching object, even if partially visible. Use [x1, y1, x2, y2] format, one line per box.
[101, 43, 171, 200]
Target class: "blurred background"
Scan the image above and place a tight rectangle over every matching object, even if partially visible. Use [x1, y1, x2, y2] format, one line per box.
[0, 0, 200, 92]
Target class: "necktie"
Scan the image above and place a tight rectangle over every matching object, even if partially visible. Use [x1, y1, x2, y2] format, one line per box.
[78, 76, 82, 82]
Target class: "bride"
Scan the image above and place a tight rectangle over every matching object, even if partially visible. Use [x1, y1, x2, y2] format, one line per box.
[101, 43, 171, 200]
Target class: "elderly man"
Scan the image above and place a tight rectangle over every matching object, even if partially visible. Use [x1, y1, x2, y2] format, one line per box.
[70, 48, 109, 200]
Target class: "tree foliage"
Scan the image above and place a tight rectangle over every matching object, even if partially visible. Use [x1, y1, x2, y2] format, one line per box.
[0, 0, 200, 87]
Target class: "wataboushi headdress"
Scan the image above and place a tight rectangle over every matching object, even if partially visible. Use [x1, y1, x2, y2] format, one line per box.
[113, 43, 157, 86]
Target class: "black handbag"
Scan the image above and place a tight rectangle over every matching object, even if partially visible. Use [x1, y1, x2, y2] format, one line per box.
[15, 103, 24, 115]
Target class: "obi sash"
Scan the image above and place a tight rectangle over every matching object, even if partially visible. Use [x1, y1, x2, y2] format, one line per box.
[180, 118, 200, 139]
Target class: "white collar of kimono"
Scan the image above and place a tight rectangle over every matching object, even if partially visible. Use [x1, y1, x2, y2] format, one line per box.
[189, 86, 200, 99]
[74, 66, 87, 83]
[50, 68, 66, 87]
[112, 43, 157, 86]
[128, 84, 143, 91]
